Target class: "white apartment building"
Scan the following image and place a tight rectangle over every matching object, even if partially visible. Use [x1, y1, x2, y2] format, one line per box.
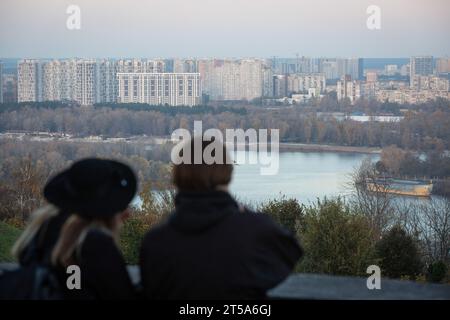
[410, 75, 449, 92]
[173, 59, 198, 73]
[18, 59, 40, 102]
[42, 60, 61, 101]
[74, 60, 97, 105]
[287, 73, 326, 95]
[98, 59, 118, 103]
[117, 73, 201, 106]
[117, 59, 165, 73]
[337, 75, 361, 103]
[42, 59, 96, 105]
[410, 56, 433, 87]
[198, 59, 266, 101]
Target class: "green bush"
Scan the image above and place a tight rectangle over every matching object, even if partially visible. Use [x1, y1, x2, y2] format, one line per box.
[427, 261, 448, 283]
[375, 225, 423, 280]
[119, 212, 165, 264]
[259, 197, 304, 234]
[298, 198, 377, 276]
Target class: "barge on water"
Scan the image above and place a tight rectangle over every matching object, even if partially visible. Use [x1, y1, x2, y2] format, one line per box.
[367, 178, 433, 197]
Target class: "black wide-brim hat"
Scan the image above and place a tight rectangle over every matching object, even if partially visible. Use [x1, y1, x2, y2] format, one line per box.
[44, 158, 137, 219]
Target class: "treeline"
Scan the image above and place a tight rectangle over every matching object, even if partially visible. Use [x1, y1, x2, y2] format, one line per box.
[0, 101, 247, 115]
[1, 102, 450, 150]
[379, 146, 450, 178]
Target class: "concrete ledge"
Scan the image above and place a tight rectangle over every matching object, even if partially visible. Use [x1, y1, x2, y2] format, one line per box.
[2, 263, 449, 300]
[267, 273, 450, 300]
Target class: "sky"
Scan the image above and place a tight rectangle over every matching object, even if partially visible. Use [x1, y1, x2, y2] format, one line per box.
[0, 0, 449, 58]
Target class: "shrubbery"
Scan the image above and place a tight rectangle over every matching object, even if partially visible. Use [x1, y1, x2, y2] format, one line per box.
[375, 225, 423, 280]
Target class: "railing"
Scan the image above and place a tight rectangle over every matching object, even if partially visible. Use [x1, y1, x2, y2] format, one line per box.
[1, 263, 449, 300]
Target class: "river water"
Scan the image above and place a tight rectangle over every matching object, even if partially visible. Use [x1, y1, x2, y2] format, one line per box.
[229, 151, 378, 205]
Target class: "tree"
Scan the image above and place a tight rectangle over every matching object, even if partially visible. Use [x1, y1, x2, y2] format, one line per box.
[375, 225, 423, 279]
[298, 198, 376, 276]
[349, 158, 394, 239]
[427, 261, 448, 283]
[259, 197, 304, 235]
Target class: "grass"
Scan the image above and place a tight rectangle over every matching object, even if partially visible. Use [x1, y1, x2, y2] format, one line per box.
[0, 221, 21, 262]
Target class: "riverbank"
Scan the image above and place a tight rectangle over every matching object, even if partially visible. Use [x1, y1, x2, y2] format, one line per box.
[1, 131, 382, 154]
[279, 143, 381, 154]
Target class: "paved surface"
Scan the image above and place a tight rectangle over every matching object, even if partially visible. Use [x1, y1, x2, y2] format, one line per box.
[1, 263, 449, 300]
[266, 273, 450, 300]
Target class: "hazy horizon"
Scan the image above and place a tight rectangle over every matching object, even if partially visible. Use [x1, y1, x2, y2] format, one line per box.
[1, 0, 449, 58]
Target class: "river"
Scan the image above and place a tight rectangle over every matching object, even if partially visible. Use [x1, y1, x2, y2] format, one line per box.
[229, 151, 378, 205]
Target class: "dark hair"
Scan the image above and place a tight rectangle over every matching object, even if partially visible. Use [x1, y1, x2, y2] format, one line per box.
[173, 137, 233, 191]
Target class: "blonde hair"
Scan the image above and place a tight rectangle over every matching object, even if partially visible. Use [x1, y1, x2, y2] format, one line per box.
[12, 204, 60, 260]
[51, 215, 120, 267]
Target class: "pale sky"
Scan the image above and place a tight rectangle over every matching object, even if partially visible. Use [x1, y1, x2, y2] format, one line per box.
[0, 0, 449, 58]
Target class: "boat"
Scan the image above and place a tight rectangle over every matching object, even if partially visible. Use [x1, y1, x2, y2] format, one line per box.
[366, 178, 433, 197]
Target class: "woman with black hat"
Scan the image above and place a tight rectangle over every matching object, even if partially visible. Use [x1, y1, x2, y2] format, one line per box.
[48, 158, 138, 299]
[7, 159, 137, 299]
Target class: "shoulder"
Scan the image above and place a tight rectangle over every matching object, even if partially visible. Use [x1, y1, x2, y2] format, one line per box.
[232, 207, 280, 231]
[141, 220, 172, 251]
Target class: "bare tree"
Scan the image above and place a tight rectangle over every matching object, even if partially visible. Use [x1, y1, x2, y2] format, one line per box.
[348, 158, 395, 239]
[401, 198, 450, 265]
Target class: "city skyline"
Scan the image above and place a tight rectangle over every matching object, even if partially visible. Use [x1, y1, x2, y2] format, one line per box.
[1, 0, 450, 58]
[8, 56, 450, 106]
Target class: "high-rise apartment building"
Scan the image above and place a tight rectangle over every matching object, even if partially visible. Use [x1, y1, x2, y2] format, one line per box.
[198, 59, 265, 101]
[410, 56, 433, 87]
[173, 59, 198, 73]
[320, 59, 339, 80]
[273, 74, 288, 98]
[366, 71, 378, 83]
[42, 60, 62, 101]
[74, 60, 97, 105]
[117, 59, 165, 73]
[18, 59, 41, 102]
[98, 59, 118, 103]
[337, 75, 361, 103]
[262, 64, 274, 97]
[287, 73, 326, 95]
[410, 75, 449, 91]
[2, 74, 17, 103]
[117, 73, 201, 106]
[59, 59, 77, 101]
[436, 58, 450, 74]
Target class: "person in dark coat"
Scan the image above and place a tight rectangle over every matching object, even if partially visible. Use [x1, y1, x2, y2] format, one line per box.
[140, 137, 303, 299]
[47, 158, 139, 300]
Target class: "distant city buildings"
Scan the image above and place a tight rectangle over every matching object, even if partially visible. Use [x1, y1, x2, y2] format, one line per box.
[117, 73, 201, 106]
[8, 56, 450, 106]
[286, 73, 326, 95]
[2, 74, 18, 103]
[337, 75, 361, 103]
[198, 59, 267, 101]
[410, 56, 433, 87]
[436, 58, 450, 75]
[365, 70, 378, 83]
[18, 59, 40, 102]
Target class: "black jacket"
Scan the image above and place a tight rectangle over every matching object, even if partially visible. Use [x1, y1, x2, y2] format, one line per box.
[57, 228, 137, 300]
[140, 191, 303, 299]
